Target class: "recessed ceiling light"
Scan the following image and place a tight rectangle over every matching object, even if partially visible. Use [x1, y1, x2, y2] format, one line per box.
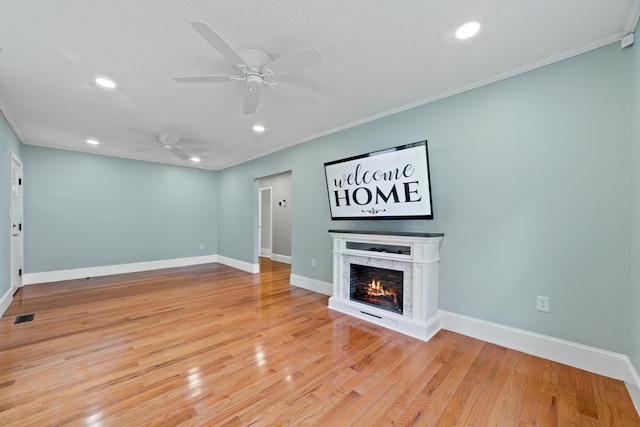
[253, 125, 265, 133]
[456, 21, 480, 40]
[86, 138, 100, 145]
[95, 77, 116, 89]
[190, 157, 201, 163]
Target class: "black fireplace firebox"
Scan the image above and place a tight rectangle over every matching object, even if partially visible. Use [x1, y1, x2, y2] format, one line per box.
[349, 264, 403, 314]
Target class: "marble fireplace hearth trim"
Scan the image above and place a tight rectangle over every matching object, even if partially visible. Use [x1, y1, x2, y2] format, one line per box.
[328, 230, 444, 341]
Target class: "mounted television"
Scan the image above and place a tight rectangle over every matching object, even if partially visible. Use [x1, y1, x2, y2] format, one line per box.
[324, 141, 433, 220]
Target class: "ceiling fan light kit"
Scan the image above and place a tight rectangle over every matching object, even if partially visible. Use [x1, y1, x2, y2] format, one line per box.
[174, 22, 323, 115]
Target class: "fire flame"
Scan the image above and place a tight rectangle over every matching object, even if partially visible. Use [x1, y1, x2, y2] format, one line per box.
[366, 279, 398, 304]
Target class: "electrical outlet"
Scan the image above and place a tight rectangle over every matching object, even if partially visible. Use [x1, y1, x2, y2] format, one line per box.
[311, 258, 316, 267]
[199, 244, 204, 250]
[536, 296, 550, 312]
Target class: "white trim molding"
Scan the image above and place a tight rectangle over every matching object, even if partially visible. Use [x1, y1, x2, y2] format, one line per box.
[290, 274, 332, 296]
[627, 381, 640, 416]
[22, 255, 219, 285]
[217, 256, 259, 274]
[440, 310, 640, 391]
[271, 253, 292, 264]
[0, 288, 13, 317]
[260, 248, 271, 257]
[22, 254, 262, 287]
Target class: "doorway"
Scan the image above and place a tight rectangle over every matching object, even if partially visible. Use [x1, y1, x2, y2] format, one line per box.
[258, 187, 273, 258]
[256, 171, 292, 268]
[10, 153, 23, 294]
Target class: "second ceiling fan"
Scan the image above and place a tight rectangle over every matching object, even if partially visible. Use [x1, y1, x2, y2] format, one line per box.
[174, 22, 323, 114]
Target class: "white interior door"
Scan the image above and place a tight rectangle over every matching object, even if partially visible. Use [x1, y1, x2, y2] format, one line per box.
[10, 153, 23, 293]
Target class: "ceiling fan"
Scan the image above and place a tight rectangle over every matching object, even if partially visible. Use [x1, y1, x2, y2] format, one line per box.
[174, 22, 323, 114]
[133, 132, 200, 161]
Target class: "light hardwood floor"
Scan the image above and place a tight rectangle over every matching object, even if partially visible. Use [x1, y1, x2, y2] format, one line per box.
[1, 259, 638, 426]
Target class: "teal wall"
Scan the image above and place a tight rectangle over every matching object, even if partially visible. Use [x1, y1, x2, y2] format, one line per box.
[4, 33, 638, 361]
[0, 112, 21, 297]
[218, 42, 632, 353]
[627, 19, 640, 377]
[22, 146, 218, 272]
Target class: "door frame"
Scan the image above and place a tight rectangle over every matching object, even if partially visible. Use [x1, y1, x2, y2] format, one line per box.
[258, 187, 273, 259]
[10, 152, 23, 294]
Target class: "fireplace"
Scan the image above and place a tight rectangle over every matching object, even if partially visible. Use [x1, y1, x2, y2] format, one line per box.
[328, 230, 444, 341]
[350, 264, 403, 314]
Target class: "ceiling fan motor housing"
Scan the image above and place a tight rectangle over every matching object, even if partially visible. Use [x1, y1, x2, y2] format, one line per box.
[240, 48, 271, 68]
[246, 74, 263, 90]
[174, 24, 322, 113]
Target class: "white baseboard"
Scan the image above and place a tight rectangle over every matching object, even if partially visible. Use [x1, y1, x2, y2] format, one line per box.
[22, 255, 219, 285]
[260, 248, 271, 257]
[271, 253, 292, 264]
[217, 256, 259, 274]
[0, 288, 13, 317]
[440, 310, 640, 388]
[21, 254, 262, 286]
[290, 274, 332, 296]
[627, 381, 640, 416]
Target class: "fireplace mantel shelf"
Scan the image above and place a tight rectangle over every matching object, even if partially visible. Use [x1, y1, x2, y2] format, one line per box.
[328, 229, 444, 238]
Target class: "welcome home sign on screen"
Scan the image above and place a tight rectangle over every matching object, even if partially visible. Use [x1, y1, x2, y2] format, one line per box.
[324, 141, 433, 220]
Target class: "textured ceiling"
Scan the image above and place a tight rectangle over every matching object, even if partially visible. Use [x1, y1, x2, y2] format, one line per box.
[0, 1, 639, 170]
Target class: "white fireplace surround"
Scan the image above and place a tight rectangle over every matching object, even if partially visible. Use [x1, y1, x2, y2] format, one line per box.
[328, 230, 444, 341]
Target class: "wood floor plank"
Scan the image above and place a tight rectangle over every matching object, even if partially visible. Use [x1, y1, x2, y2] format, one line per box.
[0, 259, 638, 426]
[435, 342, 508, 425]
[389, 336, 487, 427]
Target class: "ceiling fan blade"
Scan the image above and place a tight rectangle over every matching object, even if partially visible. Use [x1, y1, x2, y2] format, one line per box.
[272, 81, 319, 105]
[133, 147, 157, 153]
[262, 48, 322, 77]
[171, 147, 190, 161]
[190, 22, 247, 70]
[160, 132, 182, 145]
[243, 87, 261, 114]
[174, 75, 241, 83]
